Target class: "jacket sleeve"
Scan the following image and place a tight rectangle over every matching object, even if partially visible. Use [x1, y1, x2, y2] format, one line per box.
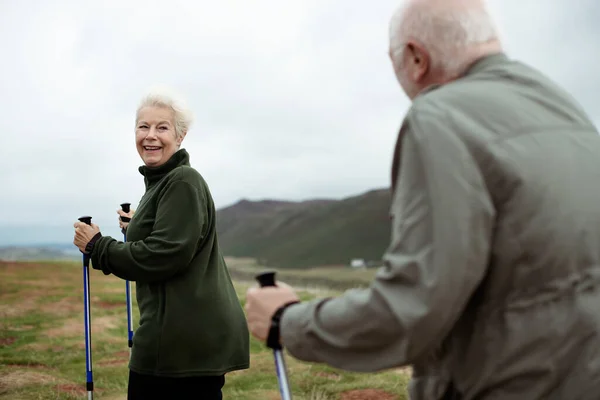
[280, 108, 495, 372]
[90, 180, 205, 282]
[407, 352, 457, 400]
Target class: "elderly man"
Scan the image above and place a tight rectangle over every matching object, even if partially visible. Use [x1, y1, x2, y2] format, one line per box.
[245, 0, 600, 399]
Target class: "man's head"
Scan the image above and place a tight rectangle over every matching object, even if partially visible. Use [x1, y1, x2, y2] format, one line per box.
[389, 0, 503, 99]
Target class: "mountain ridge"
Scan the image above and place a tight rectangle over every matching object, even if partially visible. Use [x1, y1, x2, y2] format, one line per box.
[216, 187, 392, 268]
[1, 187, 393, 267]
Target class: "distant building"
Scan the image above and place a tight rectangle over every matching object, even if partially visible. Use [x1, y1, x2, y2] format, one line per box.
[350, 258, 366, 268]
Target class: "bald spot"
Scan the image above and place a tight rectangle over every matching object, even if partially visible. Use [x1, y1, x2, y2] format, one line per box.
[404, 0, 489, 13]
[393, 0, 494, 33]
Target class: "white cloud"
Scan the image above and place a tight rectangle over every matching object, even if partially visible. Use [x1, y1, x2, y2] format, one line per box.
[0, 0, 598, 241]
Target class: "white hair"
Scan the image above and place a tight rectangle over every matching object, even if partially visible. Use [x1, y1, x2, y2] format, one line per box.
[390, 2, 500, 76]
[136, 85, 194, 139]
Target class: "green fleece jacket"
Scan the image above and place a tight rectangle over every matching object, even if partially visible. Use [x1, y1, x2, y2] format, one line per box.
[90, 148, 250, 377]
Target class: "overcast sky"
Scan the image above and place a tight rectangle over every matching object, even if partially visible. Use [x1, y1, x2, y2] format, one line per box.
[1, 0, 598, 243]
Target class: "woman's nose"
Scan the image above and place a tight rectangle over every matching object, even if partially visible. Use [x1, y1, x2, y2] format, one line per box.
[146, 127, 158, 138]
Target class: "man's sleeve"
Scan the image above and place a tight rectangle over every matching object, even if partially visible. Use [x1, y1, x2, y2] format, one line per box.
[90, 180, 205, 282]
[280, 109, 495, 372]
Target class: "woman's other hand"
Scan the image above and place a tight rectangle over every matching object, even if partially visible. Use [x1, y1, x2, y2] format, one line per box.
[118, 208, 135, 232]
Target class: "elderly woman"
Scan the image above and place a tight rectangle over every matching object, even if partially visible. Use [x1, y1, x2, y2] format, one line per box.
[73, 88, 249, 400]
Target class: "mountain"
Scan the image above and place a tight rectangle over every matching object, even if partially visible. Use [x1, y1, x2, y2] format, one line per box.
[0, 188, 393, 267]
[216, 188, 392, 268]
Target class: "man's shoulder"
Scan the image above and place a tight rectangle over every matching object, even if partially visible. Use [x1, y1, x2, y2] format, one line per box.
[397, 78, 500, 147]
[411, 55, 579, 114]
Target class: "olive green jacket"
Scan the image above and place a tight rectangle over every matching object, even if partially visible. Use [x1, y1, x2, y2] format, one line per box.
[281, 53, 600, 399]
[91, 149, 250, 377]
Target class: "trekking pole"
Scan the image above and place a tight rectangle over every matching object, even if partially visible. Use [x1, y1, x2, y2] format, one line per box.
[120, 203, 134, 359]
[255, 271, 293, 400]
[78, 216, 94, 400]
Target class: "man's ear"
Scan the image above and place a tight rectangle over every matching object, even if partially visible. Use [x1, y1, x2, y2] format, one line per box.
[407, 43, 419, 64]
[407, 42, 430, 82]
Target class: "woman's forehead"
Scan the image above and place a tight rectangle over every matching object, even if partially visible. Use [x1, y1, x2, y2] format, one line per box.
[137, 106, 175, 123]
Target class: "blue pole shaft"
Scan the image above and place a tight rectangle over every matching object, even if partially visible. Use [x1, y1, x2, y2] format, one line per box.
[82, 253, 94, 400]
[124, 232, 133, 358]
[274, 350, 292, 400]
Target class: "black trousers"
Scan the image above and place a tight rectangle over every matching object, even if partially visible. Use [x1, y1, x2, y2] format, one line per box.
[127, 369, 225, 400]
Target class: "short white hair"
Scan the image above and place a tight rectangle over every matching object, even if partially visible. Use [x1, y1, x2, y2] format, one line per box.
[136, 85, 194, 139]
[390, 2, 500, 76]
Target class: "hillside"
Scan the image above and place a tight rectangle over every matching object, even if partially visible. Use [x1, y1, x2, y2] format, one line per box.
[215, 188, 392, 268]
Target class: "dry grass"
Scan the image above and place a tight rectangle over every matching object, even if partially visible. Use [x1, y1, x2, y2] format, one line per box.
[0, 370, 63, 390]
[0, 260, 409, 400]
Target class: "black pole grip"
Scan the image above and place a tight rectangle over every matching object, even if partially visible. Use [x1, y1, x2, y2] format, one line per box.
[78, 216, 92, 226]
[255, 271, 277, 288]
[77, 216, 92, 264]
[120, 203, 131, 222]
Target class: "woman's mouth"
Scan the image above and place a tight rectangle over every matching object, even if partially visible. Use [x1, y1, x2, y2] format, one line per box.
[144, 146, 162, 152]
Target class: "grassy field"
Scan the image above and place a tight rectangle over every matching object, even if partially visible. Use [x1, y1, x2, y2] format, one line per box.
[0, 260, 410, 400]
[223, 258, 381, 292]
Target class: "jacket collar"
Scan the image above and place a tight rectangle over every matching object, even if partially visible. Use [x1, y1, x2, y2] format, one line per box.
[138, 148, 190, 189]
[418, 52, 509, 96]
[463, 52, 508, 76]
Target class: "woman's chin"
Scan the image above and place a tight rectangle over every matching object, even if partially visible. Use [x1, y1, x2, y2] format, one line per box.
[143, 155, 163, 167]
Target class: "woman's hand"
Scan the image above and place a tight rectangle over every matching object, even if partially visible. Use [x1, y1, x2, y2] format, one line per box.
[117, 208, 135, 232]
[73, 221, 101, 253]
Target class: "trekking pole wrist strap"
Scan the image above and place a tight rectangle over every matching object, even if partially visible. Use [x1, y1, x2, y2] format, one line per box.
[85, 232, 103, 254]
[267, 300, 300, 350]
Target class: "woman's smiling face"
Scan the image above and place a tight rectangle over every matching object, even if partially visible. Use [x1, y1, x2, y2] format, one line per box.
[135, 106, 183, 167]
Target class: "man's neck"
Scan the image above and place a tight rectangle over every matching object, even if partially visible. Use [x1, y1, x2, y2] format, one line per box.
[458, 41, 504, 77]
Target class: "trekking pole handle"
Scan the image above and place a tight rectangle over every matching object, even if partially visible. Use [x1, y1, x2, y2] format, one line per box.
[120, 203, 131, 222]
[256, 271, 277, 288]
[77, 216, 92, 267]
[78, 216, 92, 226]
